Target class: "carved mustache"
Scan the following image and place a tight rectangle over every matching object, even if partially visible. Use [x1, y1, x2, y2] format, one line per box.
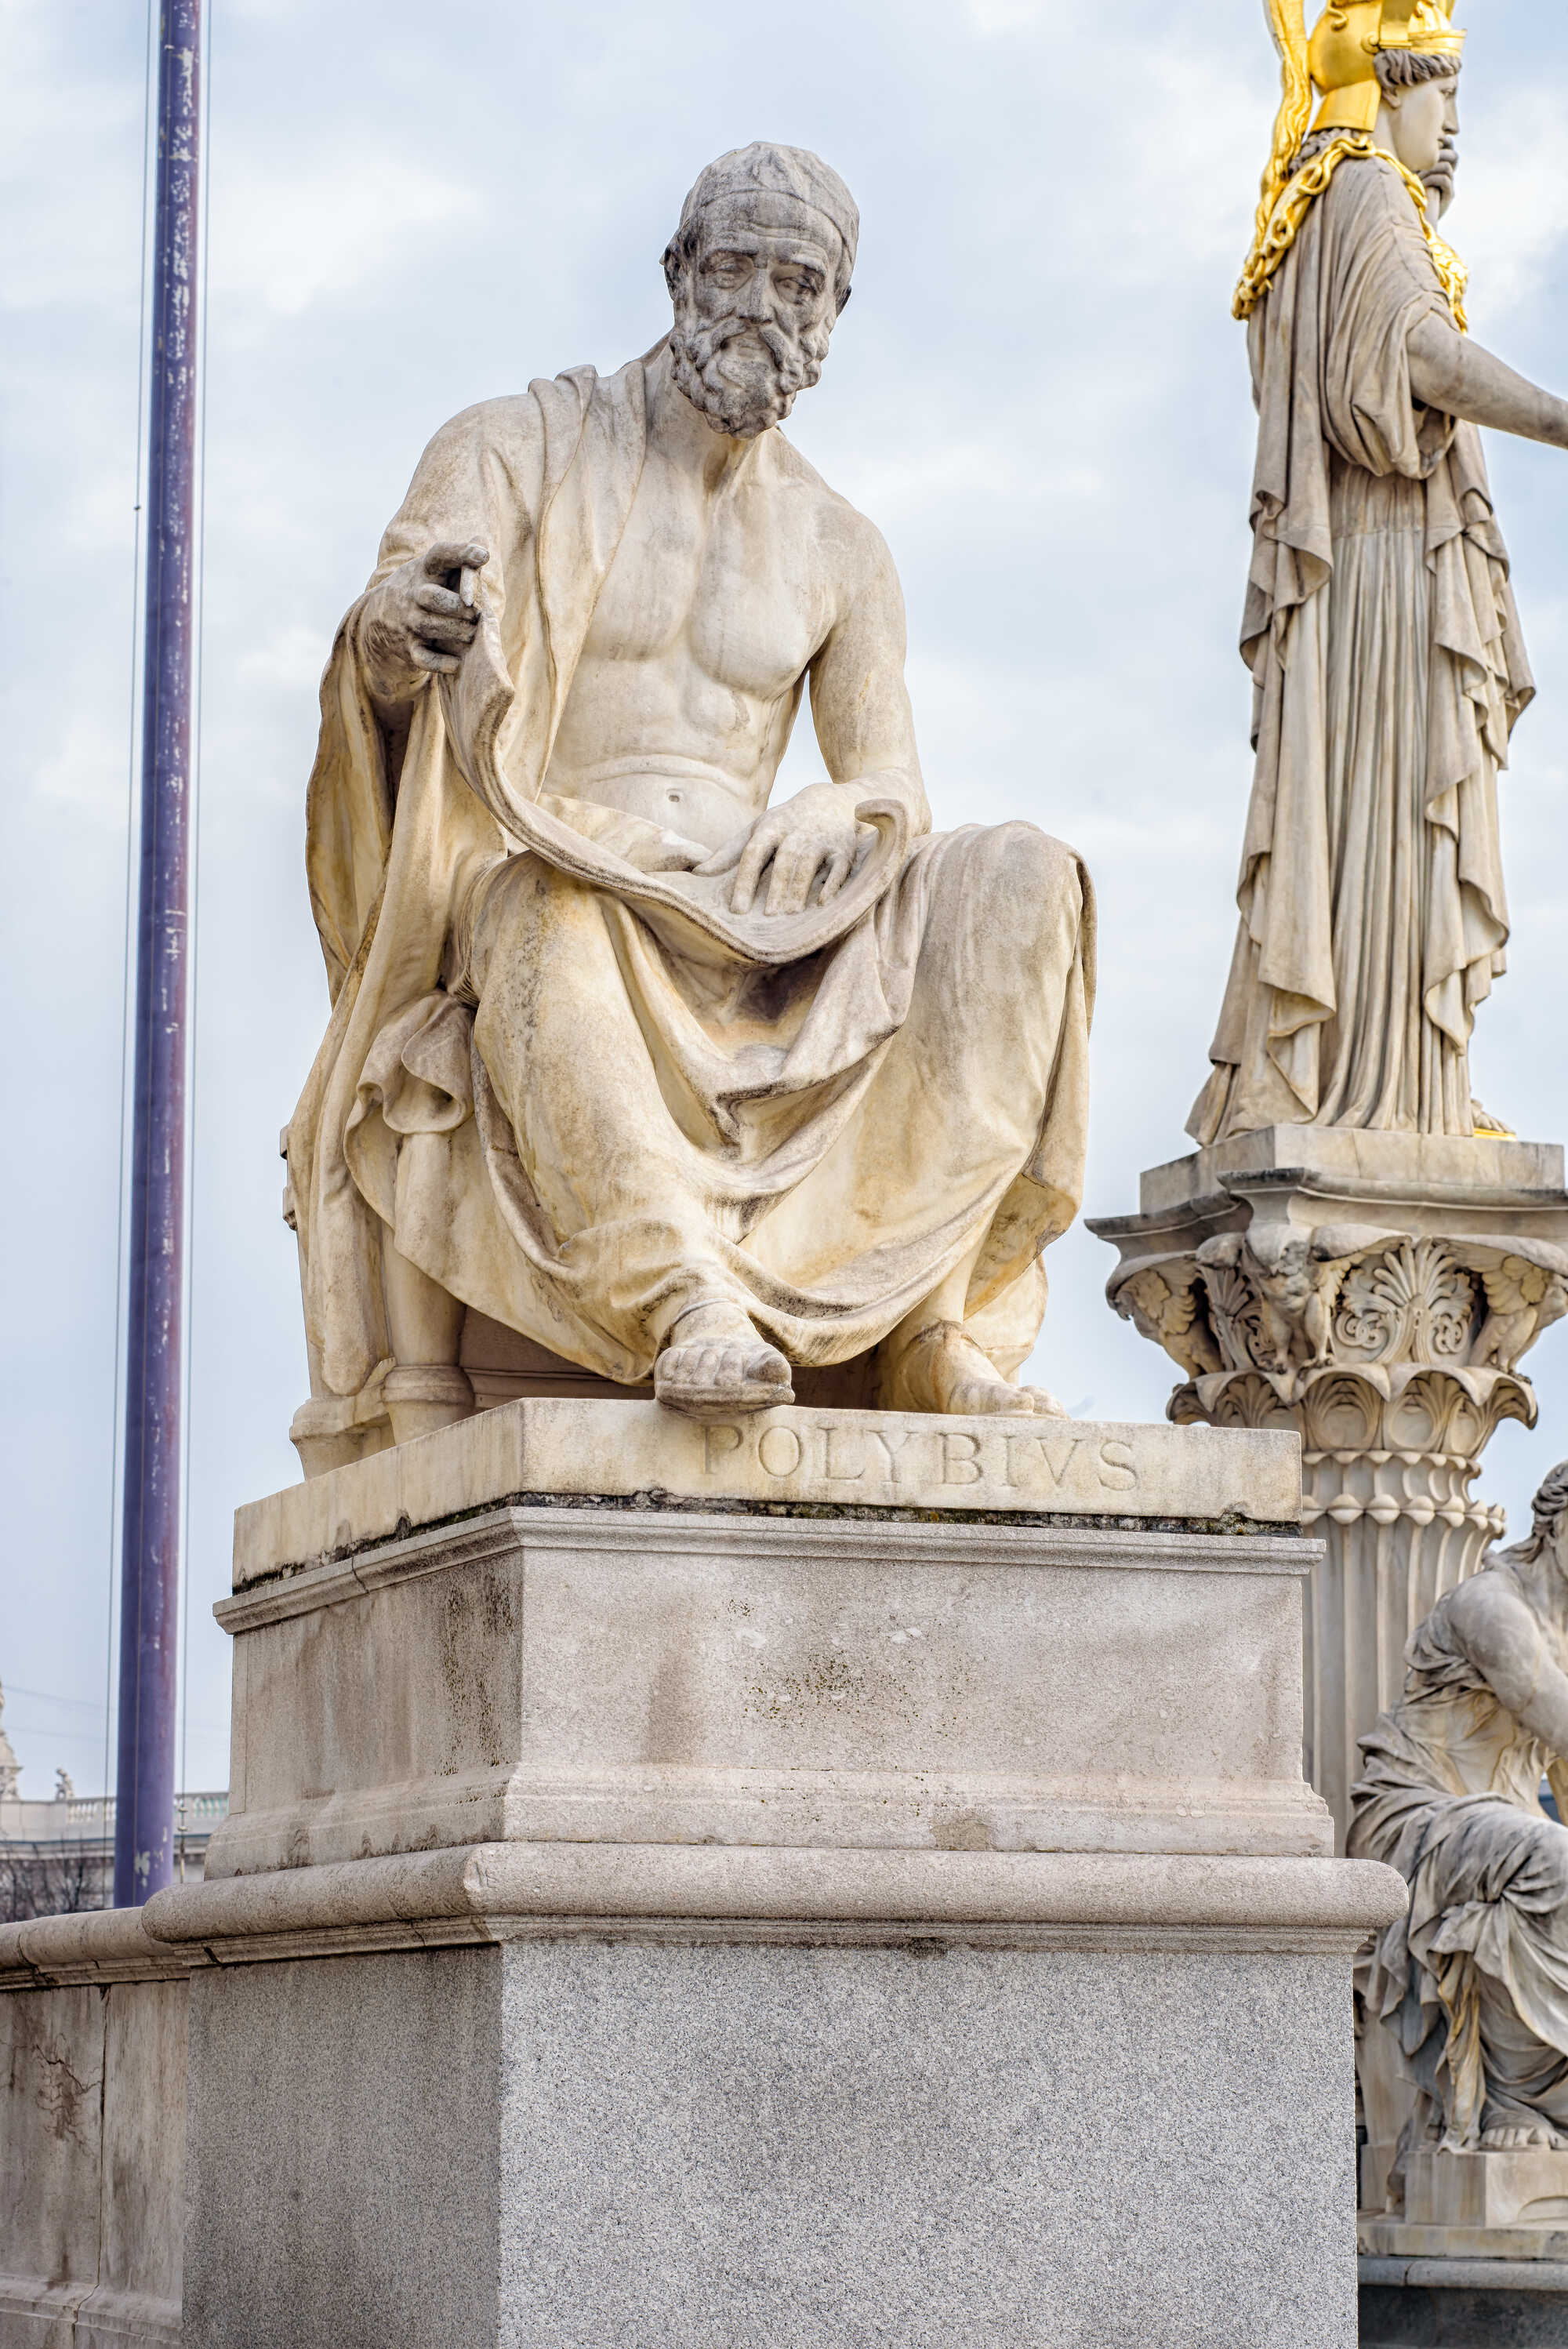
[1425, 133, 1460, 187]
[686, 314, 804, 380]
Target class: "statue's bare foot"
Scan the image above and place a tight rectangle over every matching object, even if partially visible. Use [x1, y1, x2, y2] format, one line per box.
[1481, 2121, 1568, 2151]
[655, 1302, 794, 1420]
[889, 1322, 1067, 1418]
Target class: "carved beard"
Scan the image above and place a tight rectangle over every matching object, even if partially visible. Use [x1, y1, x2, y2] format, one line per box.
[668, 295, 831, 439]
[1423, 133, 1459, 217]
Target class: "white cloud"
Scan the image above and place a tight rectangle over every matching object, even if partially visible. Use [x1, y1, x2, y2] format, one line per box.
[238, 625, 332, 692]
[33, 714, 133, 814]
[210, 147, 485, 318]
[1449, 93, 1568, 324]
[966, 0, 1047, 30]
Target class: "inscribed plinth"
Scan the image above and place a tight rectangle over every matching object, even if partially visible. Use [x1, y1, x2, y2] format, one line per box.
[1, 1408, 1403, 2347]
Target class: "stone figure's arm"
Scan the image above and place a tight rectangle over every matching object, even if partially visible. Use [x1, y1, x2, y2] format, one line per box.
[359, 539, 489, 723]
[807, 516, 931, 835]
[345, 398, 550, 732]
[1446, 1575, 1568, 1758]
[709, 513, 932, 916]
[1407, 315, 1568, 452]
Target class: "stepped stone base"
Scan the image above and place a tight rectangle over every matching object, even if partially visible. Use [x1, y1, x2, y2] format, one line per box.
[1359, 2256, 1568, 2346]
[2, 1405, 1403, 2346]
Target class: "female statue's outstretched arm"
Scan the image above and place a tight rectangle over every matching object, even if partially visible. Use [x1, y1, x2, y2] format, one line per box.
[1409, 312, 1568, 452]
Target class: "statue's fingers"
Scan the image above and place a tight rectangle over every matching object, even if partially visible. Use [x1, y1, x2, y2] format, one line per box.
[415, 614, 478, 650]
[421, 539, 490, 579]
[412, 583, 476, 618]
[730, 822, 784, 913]
[816, 848, 854, 905]
[410, 644, 462, 673]
[764, 840, 818, 917]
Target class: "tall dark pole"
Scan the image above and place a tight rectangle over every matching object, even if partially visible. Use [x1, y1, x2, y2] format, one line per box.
[114, 0, 201, 1909]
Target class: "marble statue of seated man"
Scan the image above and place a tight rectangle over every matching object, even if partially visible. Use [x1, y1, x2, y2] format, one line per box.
[1351, 1461, 1568, 2166]
[284, 143, 1093, 1455]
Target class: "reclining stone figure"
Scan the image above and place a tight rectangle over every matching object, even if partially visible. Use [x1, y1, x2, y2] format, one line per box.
[284, 143, 1094, 1458]
[1351, 1461, 1568, 2169]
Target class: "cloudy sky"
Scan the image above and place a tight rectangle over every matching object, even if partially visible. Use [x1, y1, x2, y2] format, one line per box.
[4, 0, 1568, 1799]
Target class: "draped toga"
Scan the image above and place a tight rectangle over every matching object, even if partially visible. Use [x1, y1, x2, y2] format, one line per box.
[1190, 154, 1533, 1145]
[1349, 1575, 1568, 2150]
[285, 354, 1094, 1418]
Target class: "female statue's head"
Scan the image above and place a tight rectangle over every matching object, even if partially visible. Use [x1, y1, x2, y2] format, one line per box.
[1512, 1462, 1568, 1574]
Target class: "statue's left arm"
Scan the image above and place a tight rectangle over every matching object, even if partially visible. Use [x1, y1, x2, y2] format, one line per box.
[1409, 313, 1568, 452]
[807, 515, 931, 833]
[719, 513, 931, 917]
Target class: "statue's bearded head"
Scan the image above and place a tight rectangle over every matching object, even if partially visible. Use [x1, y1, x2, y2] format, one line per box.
[662, 143, 858, 439]
[1375, 50, 1462, 214]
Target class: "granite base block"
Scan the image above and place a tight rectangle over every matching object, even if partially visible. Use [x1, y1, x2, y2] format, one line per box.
[181, 1945, 499, 2349]
[180, 1933, 1358, 2349]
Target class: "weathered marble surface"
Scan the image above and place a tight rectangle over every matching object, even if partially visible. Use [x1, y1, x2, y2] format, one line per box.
[285, 142, 1094, 1454]
[209, 1407, 1319, 1882]
[1093, 1127, 1568, 1842]
[1359, 2254, 1568, 2347]
[235, 1396, 1301, 1588]
[1, 1396, 1402, 2346]
[1352, 1460, 1568, 2260]
[0, 1972, 187, 2347]
[1196, 22, 1568, 1143]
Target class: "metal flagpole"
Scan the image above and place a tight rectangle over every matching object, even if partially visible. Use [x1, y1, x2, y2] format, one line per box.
[114, 0, 203, 1910]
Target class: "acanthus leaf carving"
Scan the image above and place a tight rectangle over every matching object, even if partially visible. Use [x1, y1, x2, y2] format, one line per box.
[1333, 1238, 1475, 1367]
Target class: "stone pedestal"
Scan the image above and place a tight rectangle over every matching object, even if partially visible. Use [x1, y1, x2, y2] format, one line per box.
[1090, 1129, 1568, 1846]
[1359, 2147, 1568, 2344]
[1, 1401, 1402, 2346]
[0, 1927, 187, 2347]
[1359, 2257, 1568, 2347]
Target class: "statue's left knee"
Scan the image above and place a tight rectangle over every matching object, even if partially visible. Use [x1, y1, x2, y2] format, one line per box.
[969, 821, 1081, 942]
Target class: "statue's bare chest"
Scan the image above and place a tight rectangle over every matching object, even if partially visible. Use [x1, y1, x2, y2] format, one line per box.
[582, 457, 829, 698]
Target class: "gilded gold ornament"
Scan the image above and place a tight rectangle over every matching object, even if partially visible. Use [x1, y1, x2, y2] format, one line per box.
[1236, 1, 1467, 325]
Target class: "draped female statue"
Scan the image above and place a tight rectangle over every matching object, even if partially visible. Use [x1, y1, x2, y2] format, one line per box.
[1191, 1, 1568, 1144]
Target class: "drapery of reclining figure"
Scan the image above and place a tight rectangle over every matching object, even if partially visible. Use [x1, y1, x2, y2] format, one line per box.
[1190, 155, 1532, 1145]
[1351, 1589, 1568, 2148]
[286, 354, 1094, 1412]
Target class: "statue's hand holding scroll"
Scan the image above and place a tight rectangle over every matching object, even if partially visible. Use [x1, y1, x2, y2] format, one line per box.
[361, 539, 490, 711]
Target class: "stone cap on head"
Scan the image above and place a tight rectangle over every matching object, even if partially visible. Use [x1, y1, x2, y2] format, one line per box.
[670, 143, 858, 293]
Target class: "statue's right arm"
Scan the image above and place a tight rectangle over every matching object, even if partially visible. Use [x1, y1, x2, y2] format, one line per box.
[1407, 314, 1568, 452]
[1446, 1574, 1568, 1758]
[358, 537, 490, 727]
[347, 396, 548, 728]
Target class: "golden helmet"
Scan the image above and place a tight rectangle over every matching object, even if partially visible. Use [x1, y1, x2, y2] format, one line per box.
[1236, 0, 1469, 322]
[1309, 2, 1465, 134]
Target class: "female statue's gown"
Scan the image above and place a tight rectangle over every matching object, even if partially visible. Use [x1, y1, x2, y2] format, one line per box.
[1191, 154, 1532, 1145]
